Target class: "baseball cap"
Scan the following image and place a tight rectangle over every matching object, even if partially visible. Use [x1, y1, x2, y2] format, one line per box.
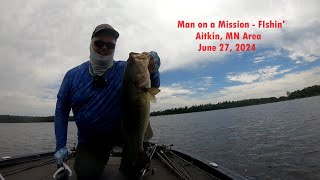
[91, 24, 119, 39]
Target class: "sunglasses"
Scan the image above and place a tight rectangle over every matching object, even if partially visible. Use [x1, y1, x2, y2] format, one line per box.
[93, 75, 106, 88]
[94, 40, 116, 49]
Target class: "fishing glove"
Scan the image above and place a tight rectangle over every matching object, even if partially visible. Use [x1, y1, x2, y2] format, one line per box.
[145, 51, 161, 74]
[54, 146, 68, 166]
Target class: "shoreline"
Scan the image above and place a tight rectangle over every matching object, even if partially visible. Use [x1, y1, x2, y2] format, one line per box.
[1, 85, 319, 122]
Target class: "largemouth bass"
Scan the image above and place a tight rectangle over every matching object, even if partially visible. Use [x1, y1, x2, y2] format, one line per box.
[120, 52, 160, 169]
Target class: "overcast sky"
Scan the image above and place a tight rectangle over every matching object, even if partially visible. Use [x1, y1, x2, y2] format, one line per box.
[0, 0, 319, 116]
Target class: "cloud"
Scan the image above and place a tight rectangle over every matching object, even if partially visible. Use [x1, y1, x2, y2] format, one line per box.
[159, 76, 214, 98]
[253, 49, 283, 63]
[158, 85, 194, 99]
[1, 0, 319, 72]
[278, 21, 320, 63]
[226, 65, 293, 83]
[201, 76, 214, 87]
[153, 85, 196, 111]
[227, 73, 260, 84]
[170, 76, 214, 92]
[217, 66, 320, 101]
[152, 76, 214, 111]
[0, 0, 319, 115]
[153, 66, 320, 111]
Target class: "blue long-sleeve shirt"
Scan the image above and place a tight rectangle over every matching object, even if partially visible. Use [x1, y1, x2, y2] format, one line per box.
[54, 60, 160, 151]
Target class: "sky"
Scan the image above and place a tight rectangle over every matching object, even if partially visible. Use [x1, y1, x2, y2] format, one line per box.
[0, 0, 319, 116]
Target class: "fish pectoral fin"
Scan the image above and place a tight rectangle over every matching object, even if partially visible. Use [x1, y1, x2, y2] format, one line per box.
[145, 88, 160, 103]
[146, 88, 161, 95]
[150, 94, 157, 103]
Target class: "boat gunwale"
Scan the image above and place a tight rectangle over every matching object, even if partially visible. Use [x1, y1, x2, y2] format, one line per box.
[168, 148, 247, 180]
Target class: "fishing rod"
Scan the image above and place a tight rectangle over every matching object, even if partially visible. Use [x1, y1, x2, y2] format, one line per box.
[160, 150, 192, 180]
[168, 150, 218, 179]
[156, 150, 188, 180]
[0, 147, 75, 179]
[0, 152, 54, 168]
[155, 148, 191, 180]
[168, 150, 243, 180]
[0, 173, 4, 180]
[1, 158, 56, 177]
[140, 143, 158, 176]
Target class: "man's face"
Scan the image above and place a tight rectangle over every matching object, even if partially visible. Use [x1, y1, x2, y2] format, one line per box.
[92, 35, 117, 55]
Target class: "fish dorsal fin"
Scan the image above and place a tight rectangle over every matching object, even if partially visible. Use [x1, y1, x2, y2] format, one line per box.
[146, 88, 161, 103]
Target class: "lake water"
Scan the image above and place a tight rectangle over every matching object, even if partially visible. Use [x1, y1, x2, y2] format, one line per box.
[1, 96, 320, 179]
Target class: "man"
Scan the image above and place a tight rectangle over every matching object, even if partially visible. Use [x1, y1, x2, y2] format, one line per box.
[54, 24, 161, 180]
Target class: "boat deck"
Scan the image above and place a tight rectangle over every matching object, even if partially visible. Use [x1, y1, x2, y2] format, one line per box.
[1, 151, 217, 180]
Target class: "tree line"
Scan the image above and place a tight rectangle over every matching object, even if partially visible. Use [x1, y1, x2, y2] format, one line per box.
[0, 115, 74, 123]
[0, 85, 319, 122]
[150, 85, 320, 116]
